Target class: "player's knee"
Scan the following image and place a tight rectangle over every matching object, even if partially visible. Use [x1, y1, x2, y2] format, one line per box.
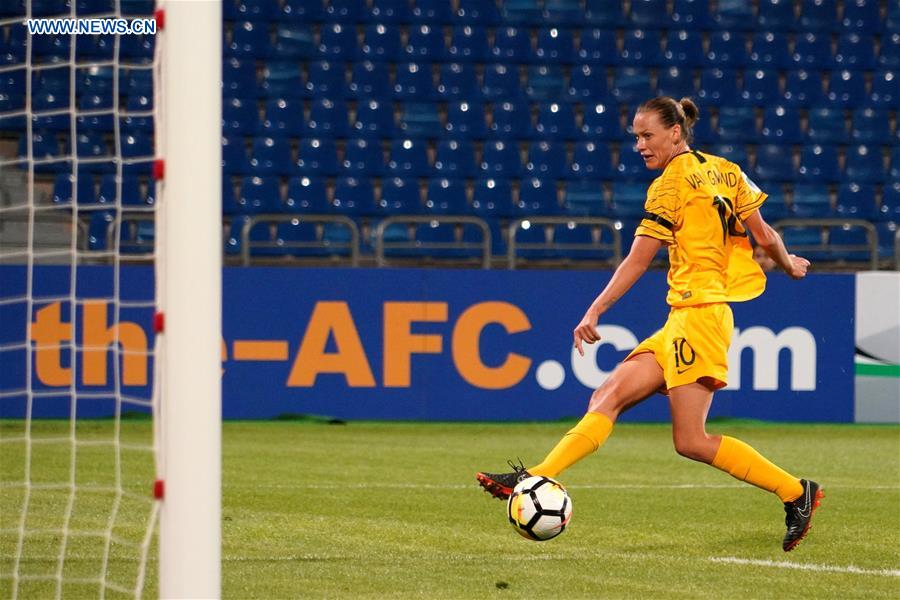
[587, 379, 625, 412]
[673, 436, 710, 462]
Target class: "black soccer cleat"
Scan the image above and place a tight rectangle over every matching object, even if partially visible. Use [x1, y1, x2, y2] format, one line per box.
[782, 479, 824, 552]
[476, 460, 532, 500]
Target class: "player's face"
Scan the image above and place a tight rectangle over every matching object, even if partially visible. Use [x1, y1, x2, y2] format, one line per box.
[632, 111, 682, 170]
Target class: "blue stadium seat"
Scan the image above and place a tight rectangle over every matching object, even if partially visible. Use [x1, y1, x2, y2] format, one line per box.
[691, 117, 716, 145]
[621, 29, 664, 66]
[706, 31, 748, 67]
[52, 171, 96, 205]
[790, 183, 832, 217]
[501, 0, 543, 25]
[836, 182, 879, 220]
[584, 0, 626, 26]
[473, 177, 516, 218]
[98, 174, 147, 207]
[616, 147, 655, 181]
[481, 64, 522, 100]
[741, 69, 781, 105]
[510, 222, 553, 259]
[222, 136, 250, 175]
[490, 101, 533, 140]
[610, 181, 647, 217]
[296, 138, 339, 176]
[425, 177, 468, 214]
[535, 102, 577, 140]
[121, 132, 153, 175]
[237, 0, 280, 21]
[491, 27, 534, 63]
[525, 65, 567, 101]
[753, 144, 796, 182]
[33, 33, 70, 61]
[630, 0, 671, 28]
[798, 0, 837, 32]
[371, 0, 412, 24]
[76, 34, 114, 61]
[434, 139, 477, 178]
[760, 105, 803, 144]
[870, 70, 898, 108]
[77, 132, 114, 173]
[238, 176, 283, 213]
[581, 102, 622, 139]
[535, 27, 576, 64]
[525, 141, 568, 179]
[716, 106, 757, 143]
[333, 176, 375, 216]
[349, 61, 390, 99]
[671, 0, 713, 28]
[261, 62, 304, 98]
[696, 68, 740, 105]
[261, 98, 304, 136]
[578, 28, 618, 65]
[879, 182, 900, 222]
[274, 221, 326, 258]
[480, 140, 523, 177]
[665, 30, 706, 67]
[447, 25, 489, 62]
[378, 177, 422, 215]
[413, 222, 465, 258]
[826, 69, 867, 108]
[806, 107, 848, 143]
[125, 92, 153, 113]
[352, 99, 395, 138]
[841, 0, 882, 34]
[876, 221, 898, 259]
[249, 136, 293, 176]
[87, 210, 118, 251]
[891, 147, 900, 182]
[880, 33, 900, 69]
[566, 64, 609, 102]
[570, 142, 614, 180]
[362, 23, 402, 61]
[714, 0, 756, 30]
[656, 66, 697, 99]
[342, 138, 385, 176]
[760, 184, 790, 219]
[393, 62, 436, 100]
[223, 58, 257, 97]
[851, 108, 893, 145]
[1, 24, 26, 65]
[437, 62, 480, 100]
[564, 180, 608, 216]
[326, 0, 369, 23]
[518, 178, 561, 215]
[781, 226, 827, 261]
[77, 0, 113, 14]
[413, 0, 454, 23]
[398, 102, 443, 138]
[543, 0, 583, 25]
[844, 145, 886, 183]
[445, 100, 487, 139]
[318, 23, 359, 61]
[709, 144, 749, 167]
[32, 90, 68, 131]
[783, 69, 824, 107]
[306, 98, 349, 138]
[790, 33, 834, 69]
[272, 24, 317, 59]
[828, 225, 874, 263]
[227, 21, 269, 58]
[305, 60, 347, 98]
[834, 33, 877, 71]
[749, 31, 791, 69]
[404, 24, 446, 61]
[281, 0, 325, 21]
[797, 144, 841, 183]
[285, 176, 331, 213]
[611, 68, 653, 104]
[888, 2, 900, 33]
[757, 0, 797, 30]
[388, 138, 431, 176]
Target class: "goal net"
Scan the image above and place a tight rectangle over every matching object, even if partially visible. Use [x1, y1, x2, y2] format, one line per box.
[0, 2, 221, 598]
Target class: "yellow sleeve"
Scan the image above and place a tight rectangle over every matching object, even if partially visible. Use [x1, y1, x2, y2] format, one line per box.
[635, 175, 679, 244]
[734, 169, 767, 220]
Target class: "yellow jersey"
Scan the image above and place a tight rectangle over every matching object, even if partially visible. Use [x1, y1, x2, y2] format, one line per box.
[635, 150, 767, 307]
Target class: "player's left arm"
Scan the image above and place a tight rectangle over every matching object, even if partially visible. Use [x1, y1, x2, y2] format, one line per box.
[743, 210, 810, 280]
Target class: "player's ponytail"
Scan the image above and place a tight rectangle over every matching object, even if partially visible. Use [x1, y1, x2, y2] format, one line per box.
[679, 97, 699, 130]
[637, 96, 699, 145]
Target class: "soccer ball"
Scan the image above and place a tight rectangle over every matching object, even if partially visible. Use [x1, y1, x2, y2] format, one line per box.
[507, 476, 572, 541]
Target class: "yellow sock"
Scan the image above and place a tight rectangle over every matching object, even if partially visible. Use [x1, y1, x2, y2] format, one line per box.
[529, 412, 613, 478]
[712, 435, 804, 502]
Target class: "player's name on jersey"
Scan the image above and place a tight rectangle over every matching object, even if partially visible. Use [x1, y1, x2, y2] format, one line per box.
[684, 168, 739, 190]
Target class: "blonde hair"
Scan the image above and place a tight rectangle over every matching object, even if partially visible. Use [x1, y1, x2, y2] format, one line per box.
[637, 96, 700, 144]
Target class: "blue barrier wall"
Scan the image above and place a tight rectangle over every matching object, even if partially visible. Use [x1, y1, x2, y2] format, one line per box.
[0, 266, 855, 422]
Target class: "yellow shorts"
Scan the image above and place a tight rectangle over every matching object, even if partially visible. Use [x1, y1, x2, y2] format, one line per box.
[625, 303, 733, 392]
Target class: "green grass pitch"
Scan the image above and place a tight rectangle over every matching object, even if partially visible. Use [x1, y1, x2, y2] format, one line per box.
[2, 419, 899, 598]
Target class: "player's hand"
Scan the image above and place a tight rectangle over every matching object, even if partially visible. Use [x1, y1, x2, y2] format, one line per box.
[786, 254, 810, 280]
[573, 312, 601, 357]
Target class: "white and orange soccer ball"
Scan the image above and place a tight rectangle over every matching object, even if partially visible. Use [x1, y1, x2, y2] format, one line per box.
[507, 476, 572, 541]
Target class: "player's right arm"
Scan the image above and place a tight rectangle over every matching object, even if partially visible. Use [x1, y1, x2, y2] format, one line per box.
[743, 210, 810, 280]
[573, 235, 662, 356]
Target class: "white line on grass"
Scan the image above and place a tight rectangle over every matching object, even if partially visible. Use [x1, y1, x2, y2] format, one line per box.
[709, 557, 900, 578]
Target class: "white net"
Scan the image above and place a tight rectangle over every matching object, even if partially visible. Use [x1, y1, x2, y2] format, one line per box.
[0, 2, 160, 598]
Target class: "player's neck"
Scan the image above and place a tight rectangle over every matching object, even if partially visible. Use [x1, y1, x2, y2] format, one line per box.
[662, 143, 691, 168]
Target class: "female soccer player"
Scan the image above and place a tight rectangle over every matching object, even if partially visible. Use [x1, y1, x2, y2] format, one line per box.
[477, 97, 823, 552]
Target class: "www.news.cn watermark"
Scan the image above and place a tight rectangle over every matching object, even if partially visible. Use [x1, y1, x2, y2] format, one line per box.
[27, 18, 157, 36]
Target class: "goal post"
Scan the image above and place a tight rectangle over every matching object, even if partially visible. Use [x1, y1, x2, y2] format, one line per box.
[156, 1, 222, 598]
